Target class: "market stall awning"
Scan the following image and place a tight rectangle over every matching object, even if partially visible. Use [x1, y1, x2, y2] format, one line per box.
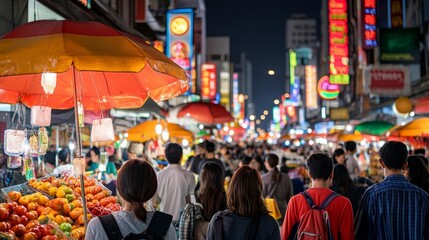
[126, 119, 193, 142]
[387, 118, 429, 137]
[355, 120, 394, 136]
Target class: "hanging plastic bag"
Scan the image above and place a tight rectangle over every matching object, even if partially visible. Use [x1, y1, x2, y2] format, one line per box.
[91, 118, 115, 142]
[29, 134, 38, 156]
[22, 156, 35, 180]
[31, 106, 52, 127]
[4, 129, 26, 156]
[38, 127, 49, 155]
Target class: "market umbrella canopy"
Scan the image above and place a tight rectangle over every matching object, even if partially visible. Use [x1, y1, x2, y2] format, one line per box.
[176, 102, 234, 125]
[387, 118, 429, 137]
[0, 20, 188, 110]
[355, 120, 394, 136]
[126, 119, 193, 142]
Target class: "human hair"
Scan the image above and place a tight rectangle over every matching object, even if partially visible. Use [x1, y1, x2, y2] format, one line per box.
[198, 163, 227, 220]
[240, 156, 252, 165]
[306, 153, 334, 181]
[332, 164, 355, 195]
[407, 155, 429, 194]
[332, 148, 345, 164]
[58, 149, 69, 164]
[90, 146, 100, 157]
[227, 166, 269, 217]
[379, 141, 408, 170]
[414, 148, 426, 156]
[205, 141, 216, 153]
[344, 141, 357, 152]
[164, 142, 183, 164]
[265, 154, 280, 183]
[117, 159, 157, 222]
[250, 155, 264, 171]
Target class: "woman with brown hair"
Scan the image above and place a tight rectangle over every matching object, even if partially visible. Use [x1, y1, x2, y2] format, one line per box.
[206, 166, 280, 240]
[261, 153, 294, 224]
[85, 159, 177, 239]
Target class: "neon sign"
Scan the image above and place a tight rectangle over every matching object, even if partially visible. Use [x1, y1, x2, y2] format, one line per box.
[329, 0, 349, 84]
[363, 0, 377, 48]
[318, 76, 340, 100]
[201, 63, 217, 100]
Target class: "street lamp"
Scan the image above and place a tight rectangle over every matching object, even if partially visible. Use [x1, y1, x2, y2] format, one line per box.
[268, 70, 275, 75]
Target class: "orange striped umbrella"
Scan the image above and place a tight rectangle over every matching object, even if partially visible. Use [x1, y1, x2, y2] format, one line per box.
[0, 20, 188, 110]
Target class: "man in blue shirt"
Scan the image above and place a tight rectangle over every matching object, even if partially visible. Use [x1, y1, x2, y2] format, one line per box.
[355, 141, 429, 239]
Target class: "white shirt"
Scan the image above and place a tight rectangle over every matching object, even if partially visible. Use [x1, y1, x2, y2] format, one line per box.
[156, 164, 196, 221]
[52, 164, 74, 175]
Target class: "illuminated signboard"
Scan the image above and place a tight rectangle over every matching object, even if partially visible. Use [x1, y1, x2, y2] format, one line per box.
[232, 73, 240, 118]
[201, 63, 217, 100]
[362, 0, 377, 48]
[166, 9, 194, 94]
[305, 65, 318, 108]
[318, 76, 340, 100]
[272, 106, 280, 123]
[289, 51, 297, 85]
[329, 0, 349, 84]
[220, 72, 230, 110]
[390, 0, 404, 27]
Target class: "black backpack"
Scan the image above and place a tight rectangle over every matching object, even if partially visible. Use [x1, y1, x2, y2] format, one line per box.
[99, 211, 173, 240]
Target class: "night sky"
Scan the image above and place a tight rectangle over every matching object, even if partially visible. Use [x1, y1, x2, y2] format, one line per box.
[206, 0, 321, 130]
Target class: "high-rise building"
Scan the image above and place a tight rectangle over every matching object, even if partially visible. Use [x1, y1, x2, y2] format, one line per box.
[285, 14, 318, 49]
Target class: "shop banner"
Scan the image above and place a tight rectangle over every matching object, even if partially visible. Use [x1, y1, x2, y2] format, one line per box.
[379, 28, 420, 63]
[363, 65, 410, 96]
[305, 65, 318, 109]
[390, 0, 404, 28]
[362, 0, 377, 48]
[201, 63, 217, 100]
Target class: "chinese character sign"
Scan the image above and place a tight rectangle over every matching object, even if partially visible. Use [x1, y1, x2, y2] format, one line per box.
[201, 63, 217, 100]
[329, 0, 349, 84]
[362, 0, 377, 48]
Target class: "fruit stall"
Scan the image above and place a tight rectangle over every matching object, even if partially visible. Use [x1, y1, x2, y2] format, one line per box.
[0, 174, 122, 240]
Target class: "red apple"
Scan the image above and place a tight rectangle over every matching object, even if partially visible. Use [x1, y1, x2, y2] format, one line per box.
[3, 203, 13, 213]
[0, 221, 10, 231]
[25, 211, 38, 220]
[42, 235, 58, 240]
[0, 207, 9, 220]
[30, 227, 41, 238]
[38, 225, 49, 237]
[25, 220, 39, 231]
[14, 205, 27, 216]
[20, 215, 29, 226]
[8, 213, 21, 226]
[11, 223, 26, 237]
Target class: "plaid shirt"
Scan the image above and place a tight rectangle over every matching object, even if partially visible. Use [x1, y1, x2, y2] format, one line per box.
[179, 203, 204, 240]
[355, 174, 429, 239]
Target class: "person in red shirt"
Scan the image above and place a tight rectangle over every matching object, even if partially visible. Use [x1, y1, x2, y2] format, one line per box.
[281, 153, 354, 240]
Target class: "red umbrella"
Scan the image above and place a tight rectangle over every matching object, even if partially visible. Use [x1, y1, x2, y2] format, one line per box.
[177, 102, 233, 125]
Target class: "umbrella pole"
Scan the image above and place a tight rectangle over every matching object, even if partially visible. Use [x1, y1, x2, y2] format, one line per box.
[72, 67, 89, 229]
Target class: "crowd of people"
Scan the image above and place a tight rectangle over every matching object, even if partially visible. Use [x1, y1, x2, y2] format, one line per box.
[25, 139, 429, 239]
[83, 139, 429, 239]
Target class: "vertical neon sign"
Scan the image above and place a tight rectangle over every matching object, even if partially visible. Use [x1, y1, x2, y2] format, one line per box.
[363, 0, 377, 48]
[329, 0, 349, 84]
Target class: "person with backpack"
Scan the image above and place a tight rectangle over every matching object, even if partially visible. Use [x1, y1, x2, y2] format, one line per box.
[206, 165, 280, 240]
[85, 159, 177, 240]
[281, 153, 354, 240]
[179, 162, 227, 240]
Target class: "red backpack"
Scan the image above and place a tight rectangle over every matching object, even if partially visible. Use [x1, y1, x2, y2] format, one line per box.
[294, 191, 339, 240]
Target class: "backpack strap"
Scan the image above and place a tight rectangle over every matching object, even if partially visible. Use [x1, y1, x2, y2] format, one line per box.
[301, 191, 317, 209]
[99, 214, 123, 240]
[146, 211, 173, 239]
[319, 192, 339, 210]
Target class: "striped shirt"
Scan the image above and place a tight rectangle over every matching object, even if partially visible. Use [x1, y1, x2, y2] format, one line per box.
[355, 174, 429, 240]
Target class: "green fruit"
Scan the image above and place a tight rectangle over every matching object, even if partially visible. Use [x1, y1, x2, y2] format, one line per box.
[65, 194, 74, 202]
[59, 222, 72, 232]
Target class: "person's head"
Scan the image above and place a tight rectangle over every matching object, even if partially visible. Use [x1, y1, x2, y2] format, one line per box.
[332, 164, 354, 191]
[117, 159, 157, 222]
[307, 153, 334, 181]
[249, 155, 263, 171]
[379, 141, 408, 170]
[344, 141, 357, 153]
[239, 156, 252, 167]
[414, 148, 426, 156]
[196, 142, 206, 155]
[205, 141, 216, 154]
[164, 143, 183, 164]
[332, 148, 346, 165]
[264, 153, 279, 170]
[199, 162, 227, 220]
[90, 146, 100, 162]
[58, 149, 69, 164]
[227, 166, 268, 217]
[406, 155, 429, 194]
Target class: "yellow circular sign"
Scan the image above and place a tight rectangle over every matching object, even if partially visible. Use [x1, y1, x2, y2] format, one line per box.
[170, 16, 189, 35]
